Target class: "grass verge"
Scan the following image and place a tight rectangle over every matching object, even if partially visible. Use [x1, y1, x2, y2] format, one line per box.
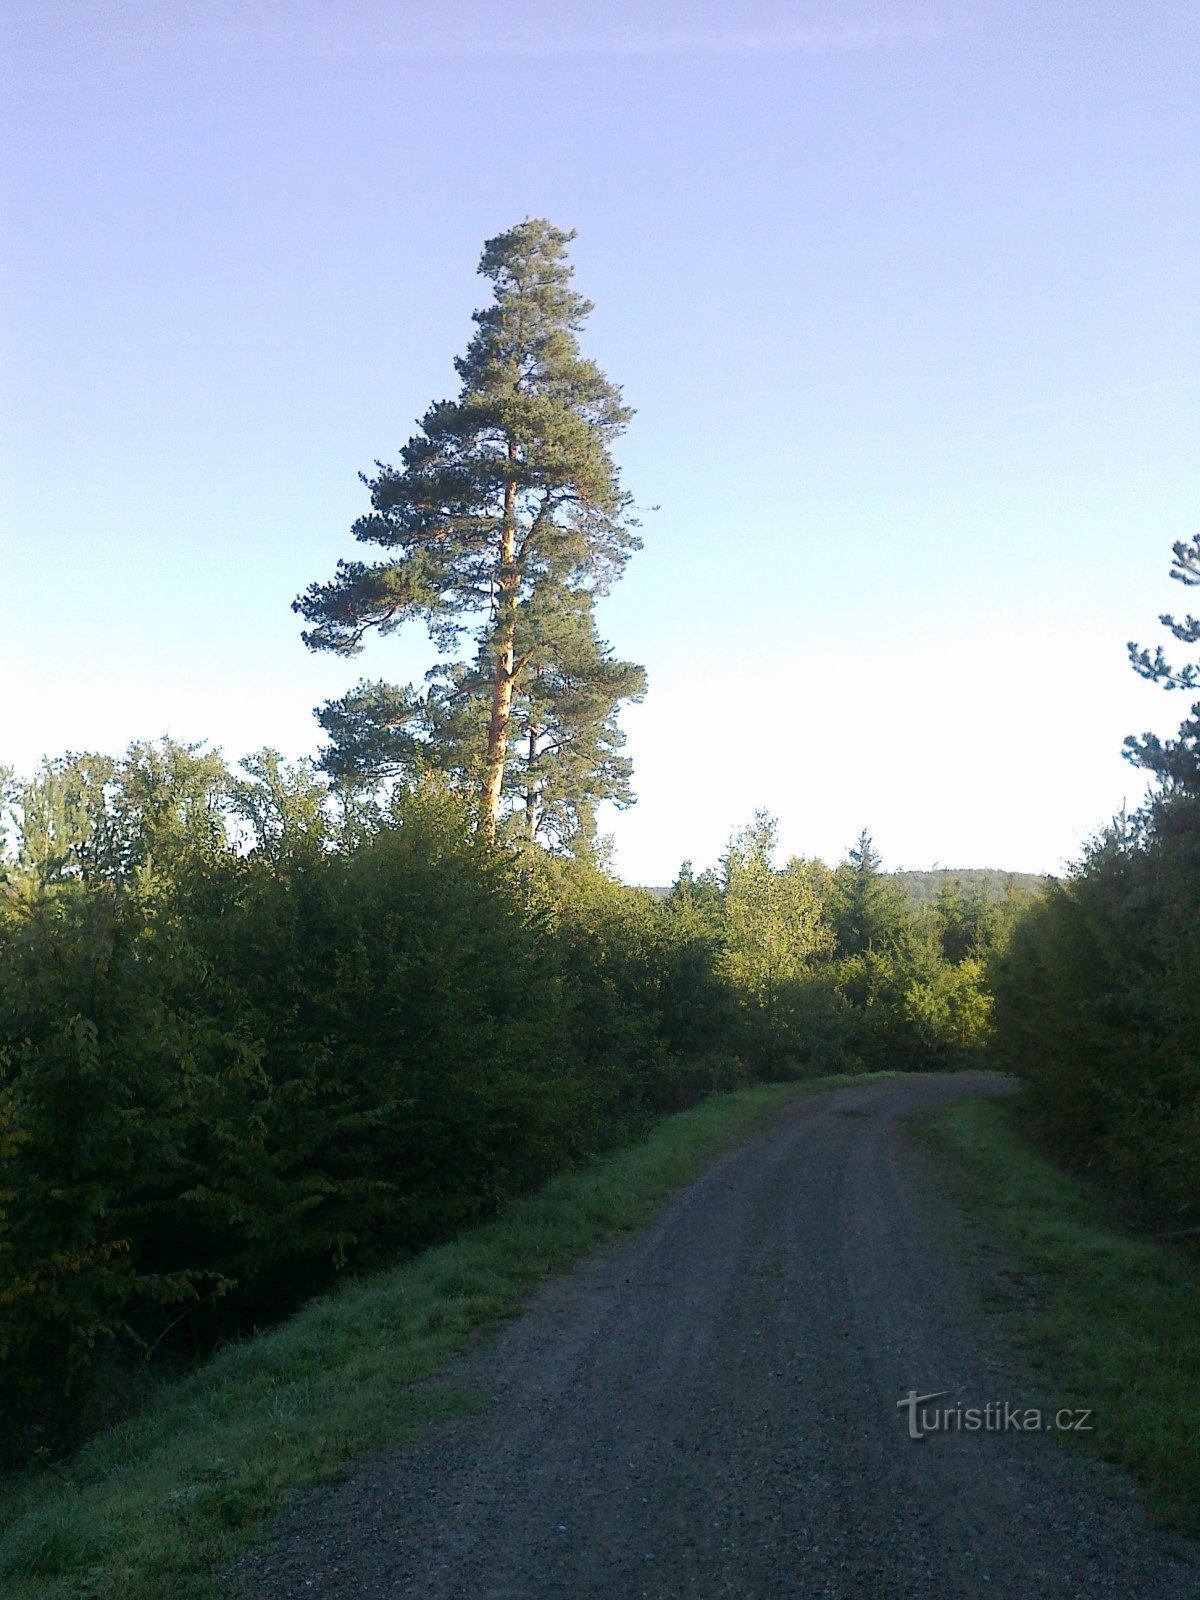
[0, 1073, 881, 1600]
[910, 1091, 1200, 1535]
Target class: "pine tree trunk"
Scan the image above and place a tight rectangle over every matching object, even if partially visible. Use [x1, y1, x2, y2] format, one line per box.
[482, 475, 519, 835]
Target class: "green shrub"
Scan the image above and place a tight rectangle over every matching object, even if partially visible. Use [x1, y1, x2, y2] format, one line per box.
[990, 792, 1200, 1226]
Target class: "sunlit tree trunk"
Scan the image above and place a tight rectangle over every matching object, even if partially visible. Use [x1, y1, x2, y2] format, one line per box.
[482, 475, 518, 836]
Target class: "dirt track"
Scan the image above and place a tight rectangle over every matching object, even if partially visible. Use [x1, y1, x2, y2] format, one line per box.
[229, 1072, 1198, 1599]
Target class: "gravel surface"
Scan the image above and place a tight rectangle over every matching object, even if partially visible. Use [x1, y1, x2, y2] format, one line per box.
[228, 1072, 1199, 1599]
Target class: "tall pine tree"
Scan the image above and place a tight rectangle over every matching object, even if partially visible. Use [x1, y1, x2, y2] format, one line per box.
[295, 219, 644, 837]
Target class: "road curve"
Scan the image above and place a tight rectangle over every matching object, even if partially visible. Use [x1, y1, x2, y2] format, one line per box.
[229, 1072, 1198, 1600]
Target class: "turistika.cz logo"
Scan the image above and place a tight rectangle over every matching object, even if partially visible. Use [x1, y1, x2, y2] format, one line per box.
[897, 1390, 1095, 1441]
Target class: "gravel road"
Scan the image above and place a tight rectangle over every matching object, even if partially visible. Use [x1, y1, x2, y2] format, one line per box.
[229, 1072, 1198, 1600]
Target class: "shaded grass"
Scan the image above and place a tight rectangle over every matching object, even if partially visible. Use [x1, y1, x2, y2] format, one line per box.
[911, 1091, 1200, 1535]
[0, 1073, 884, 1599]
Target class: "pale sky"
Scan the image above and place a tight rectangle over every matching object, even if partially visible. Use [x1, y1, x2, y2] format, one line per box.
[2, 0, 1197, 882]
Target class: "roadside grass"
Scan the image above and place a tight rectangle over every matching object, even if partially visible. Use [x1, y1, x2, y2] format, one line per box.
[911, 1091, 1200, 1536]
[0, 1072, 887, 1600]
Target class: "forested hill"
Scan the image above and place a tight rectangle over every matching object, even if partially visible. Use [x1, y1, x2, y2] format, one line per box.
[892, 869, 1050, 906]
[642, 869, 1049, 904]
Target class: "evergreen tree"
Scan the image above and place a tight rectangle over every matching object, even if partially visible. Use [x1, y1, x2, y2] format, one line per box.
[314, 591, 645, 853]
[503, 586, 646, 849]
[830, 829, 909, 956]
[931, 876, 994, 963]
[295, 219, 643, 836]
[314, 680, 426, 788]
[1126, 531, 1200, 790]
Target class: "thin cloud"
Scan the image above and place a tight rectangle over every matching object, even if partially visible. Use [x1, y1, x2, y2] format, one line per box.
[473, 21, 947, 58]
[5, 5, 960, 92]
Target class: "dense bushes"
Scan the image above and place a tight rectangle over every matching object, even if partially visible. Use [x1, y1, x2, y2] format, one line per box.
[989, 790, 1200, 1230]
[0, 787, 591, 1462]
[0, 746, 1003, 1466]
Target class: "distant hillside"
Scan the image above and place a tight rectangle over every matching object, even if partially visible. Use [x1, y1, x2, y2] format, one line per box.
[638, 869, 1050, 905]
[892, 869, 1050, 906]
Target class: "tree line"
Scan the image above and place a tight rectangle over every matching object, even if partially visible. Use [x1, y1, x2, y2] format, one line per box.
[0, 748, 1014, 1466]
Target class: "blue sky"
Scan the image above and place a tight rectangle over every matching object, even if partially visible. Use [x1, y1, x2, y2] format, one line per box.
[2, 0, 1197, 881]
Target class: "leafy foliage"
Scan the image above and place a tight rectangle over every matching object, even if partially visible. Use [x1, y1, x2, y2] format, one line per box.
[0, 749, 997, 1469]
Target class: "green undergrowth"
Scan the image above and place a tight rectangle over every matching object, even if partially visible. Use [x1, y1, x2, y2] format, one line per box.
[911, 1091, 1200, 1536]
[0, 1072, 887, 1600]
